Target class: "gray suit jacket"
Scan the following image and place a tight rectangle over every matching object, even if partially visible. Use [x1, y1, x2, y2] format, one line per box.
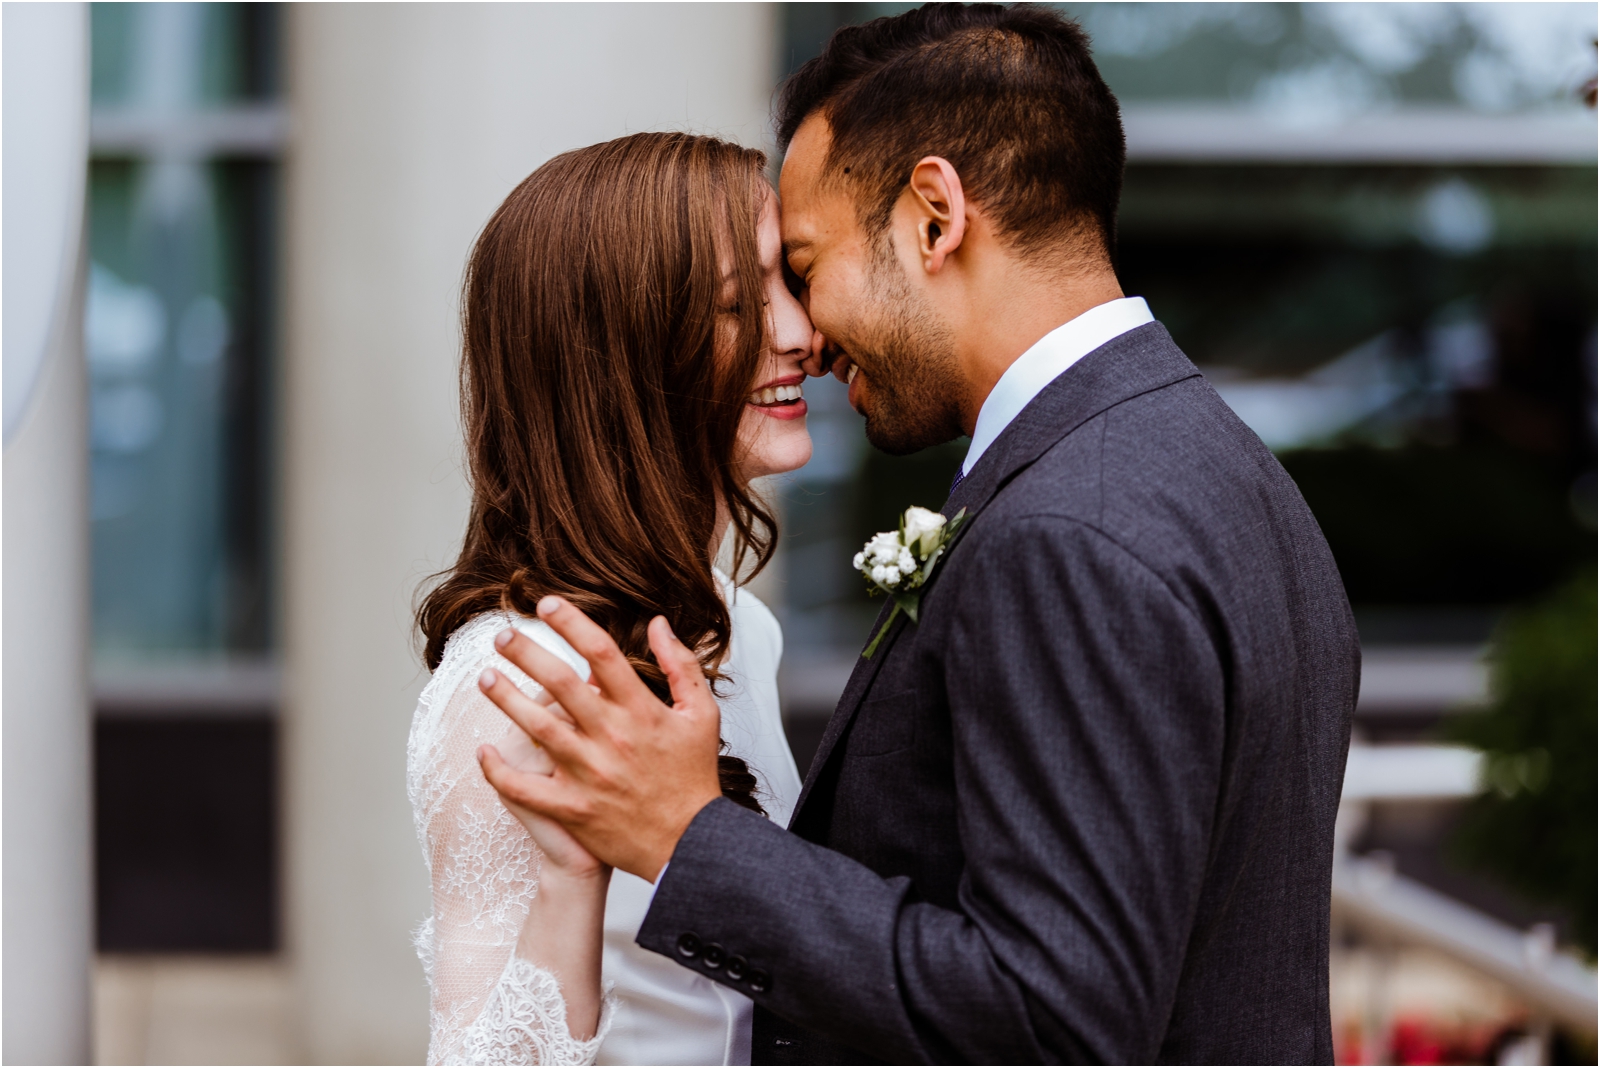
[637, 323, 1358, 1064]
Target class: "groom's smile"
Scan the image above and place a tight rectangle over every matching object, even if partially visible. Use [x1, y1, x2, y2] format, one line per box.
[780, 116, 966, 454]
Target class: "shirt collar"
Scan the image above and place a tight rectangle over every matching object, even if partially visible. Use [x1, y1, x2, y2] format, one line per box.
[962, 296, 1154, 475]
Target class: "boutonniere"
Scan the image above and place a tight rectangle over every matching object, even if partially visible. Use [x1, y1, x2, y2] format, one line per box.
[853, 505, 970, 658]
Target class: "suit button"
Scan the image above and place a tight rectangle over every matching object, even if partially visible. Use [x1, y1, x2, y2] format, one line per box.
[725, 954, 748, 980]
[676, 933, 702, 959]
[701, 942, 726, 969]
[748, 968, 771, 993]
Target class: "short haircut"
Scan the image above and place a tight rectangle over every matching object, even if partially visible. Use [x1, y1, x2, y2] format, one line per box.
[776, 3, 1125, 259]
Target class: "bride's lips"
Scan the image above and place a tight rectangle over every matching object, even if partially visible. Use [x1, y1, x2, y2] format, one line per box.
[749, 373, 808, 421]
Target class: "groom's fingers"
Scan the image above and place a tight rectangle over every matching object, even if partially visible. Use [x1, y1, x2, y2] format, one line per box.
[492, 627, 608, 728]
[536, 596, 657, 707]
[479, 744, 583, 822]
[478, 669, 588, 766]
[649, 616, 716, 722]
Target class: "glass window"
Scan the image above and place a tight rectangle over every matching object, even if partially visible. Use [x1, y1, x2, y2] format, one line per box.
[1059, 2, 1596, 114]
[87, 3, 280, 660]
[87, 1, 283, 954]
[784, 3, 1598, 115]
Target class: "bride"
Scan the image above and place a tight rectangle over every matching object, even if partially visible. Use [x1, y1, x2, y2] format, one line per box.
[408, 132, 818, 1065]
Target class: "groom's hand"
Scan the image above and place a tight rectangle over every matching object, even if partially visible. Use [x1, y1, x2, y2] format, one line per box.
[475, 597, 723, 882]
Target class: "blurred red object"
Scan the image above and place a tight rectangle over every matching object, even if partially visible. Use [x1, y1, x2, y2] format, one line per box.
[1336, 1015, 1502, 1066]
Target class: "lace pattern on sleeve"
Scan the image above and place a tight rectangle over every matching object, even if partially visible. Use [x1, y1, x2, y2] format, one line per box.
[409, 611, 610, 1065]
[438, 957, 615, 1066]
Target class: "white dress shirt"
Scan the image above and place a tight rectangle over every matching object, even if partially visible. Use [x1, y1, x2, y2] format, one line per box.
[962, 296, 1154, 476]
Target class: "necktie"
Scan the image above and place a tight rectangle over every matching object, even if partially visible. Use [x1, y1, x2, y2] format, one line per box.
[949, 468, 966, 496]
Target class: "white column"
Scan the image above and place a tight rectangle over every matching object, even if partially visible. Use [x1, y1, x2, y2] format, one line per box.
[1, 4, 91, 1063]
[281, 5, 777, 1060]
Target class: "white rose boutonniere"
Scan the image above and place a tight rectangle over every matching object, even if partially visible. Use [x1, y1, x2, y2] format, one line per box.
[852, 505, 970, 658]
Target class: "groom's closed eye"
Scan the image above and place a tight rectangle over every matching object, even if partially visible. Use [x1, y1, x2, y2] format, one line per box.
[782, 259, 805, 300]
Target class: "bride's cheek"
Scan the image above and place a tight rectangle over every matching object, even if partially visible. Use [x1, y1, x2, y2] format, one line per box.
[737, 409, 766, 453]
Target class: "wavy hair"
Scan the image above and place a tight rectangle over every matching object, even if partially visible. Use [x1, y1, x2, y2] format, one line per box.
[418, 132, 777, 812]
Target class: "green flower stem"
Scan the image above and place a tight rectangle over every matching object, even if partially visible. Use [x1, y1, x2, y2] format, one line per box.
[862, 602, 901, 659]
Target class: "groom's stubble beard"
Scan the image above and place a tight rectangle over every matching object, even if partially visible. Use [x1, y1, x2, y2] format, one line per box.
[853, 239, 965, 457]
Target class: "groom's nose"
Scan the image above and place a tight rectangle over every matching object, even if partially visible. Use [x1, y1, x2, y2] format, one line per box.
[800, 328, 833, 378]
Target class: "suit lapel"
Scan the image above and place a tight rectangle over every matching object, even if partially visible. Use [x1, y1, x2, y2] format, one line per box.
[788, 322, 1201, 826]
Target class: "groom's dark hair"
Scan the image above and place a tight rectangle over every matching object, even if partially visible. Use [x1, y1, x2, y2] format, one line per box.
[777, 2, 1124, 259]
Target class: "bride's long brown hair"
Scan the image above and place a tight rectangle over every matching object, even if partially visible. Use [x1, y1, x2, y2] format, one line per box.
[418, 132, 777, 812]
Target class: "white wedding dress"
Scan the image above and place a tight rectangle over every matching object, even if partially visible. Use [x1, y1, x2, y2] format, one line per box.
[407, 575, 801, 1065]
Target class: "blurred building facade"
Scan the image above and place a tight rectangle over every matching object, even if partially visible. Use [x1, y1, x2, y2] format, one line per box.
[9, 2, 1593, 1064]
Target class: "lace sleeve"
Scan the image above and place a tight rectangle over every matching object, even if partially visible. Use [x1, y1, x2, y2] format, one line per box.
[409, 613, 611, 1065]
[442, 955, 614, 1066]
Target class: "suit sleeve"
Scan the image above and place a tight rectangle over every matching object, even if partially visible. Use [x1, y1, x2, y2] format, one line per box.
[637, 516, 1226, 1063]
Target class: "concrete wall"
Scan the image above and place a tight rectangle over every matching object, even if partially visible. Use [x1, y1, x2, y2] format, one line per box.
[2, 4, 91, 1062]
[2, 261, 92, 1067]
[281, 5, 778, 1060]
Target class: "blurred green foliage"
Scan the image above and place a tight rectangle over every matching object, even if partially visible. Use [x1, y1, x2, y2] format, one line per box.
[1444, 571, 1597, 953]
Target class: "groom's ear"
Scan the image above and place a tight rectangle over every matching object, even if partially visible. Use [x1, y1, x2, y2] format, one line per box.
[907, 156, 967, 275]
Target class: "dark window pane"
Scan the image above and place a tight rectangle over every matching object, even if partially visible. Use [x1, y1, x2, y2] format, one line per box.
[95, 718, 277, 952]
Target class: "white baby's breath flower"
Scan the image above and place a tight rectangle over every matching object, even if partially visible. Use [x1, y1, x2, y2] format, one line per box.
[852, 550, 866, 570]
[882, 565, 902, 586]
[897, 548, 915, 572]
[866, 531, 900, 566]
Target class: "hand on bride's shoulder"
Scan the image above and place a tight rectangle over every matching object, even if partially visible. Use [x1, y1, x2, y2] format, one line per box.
[485, 690, 610, 882]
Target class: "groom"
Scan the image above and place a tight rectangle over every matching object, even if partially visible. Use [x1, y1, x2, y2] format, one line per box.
[480, 4, 1358, 1063]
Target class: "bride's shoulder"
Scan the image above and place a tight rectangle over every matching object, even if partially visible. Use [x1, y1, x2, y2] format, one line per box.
[426, 609, 588, 700]
[435, 609, 518, 668]
[411, 609, 587, 768]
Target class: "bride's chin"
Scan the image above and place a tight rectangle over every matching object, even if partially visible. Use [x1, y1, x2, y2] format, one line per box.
[739, 429, 813, 481]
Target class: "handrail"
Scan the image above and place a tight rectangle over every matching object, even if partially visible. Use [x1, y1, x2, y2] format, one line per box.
[1332, 854, 1597, 1034]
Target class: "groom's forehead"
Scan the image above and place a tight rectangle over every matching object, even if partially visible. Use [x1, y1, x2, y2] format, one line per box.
[779, 115, 861, 245]
[778, 115, 832, 203]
